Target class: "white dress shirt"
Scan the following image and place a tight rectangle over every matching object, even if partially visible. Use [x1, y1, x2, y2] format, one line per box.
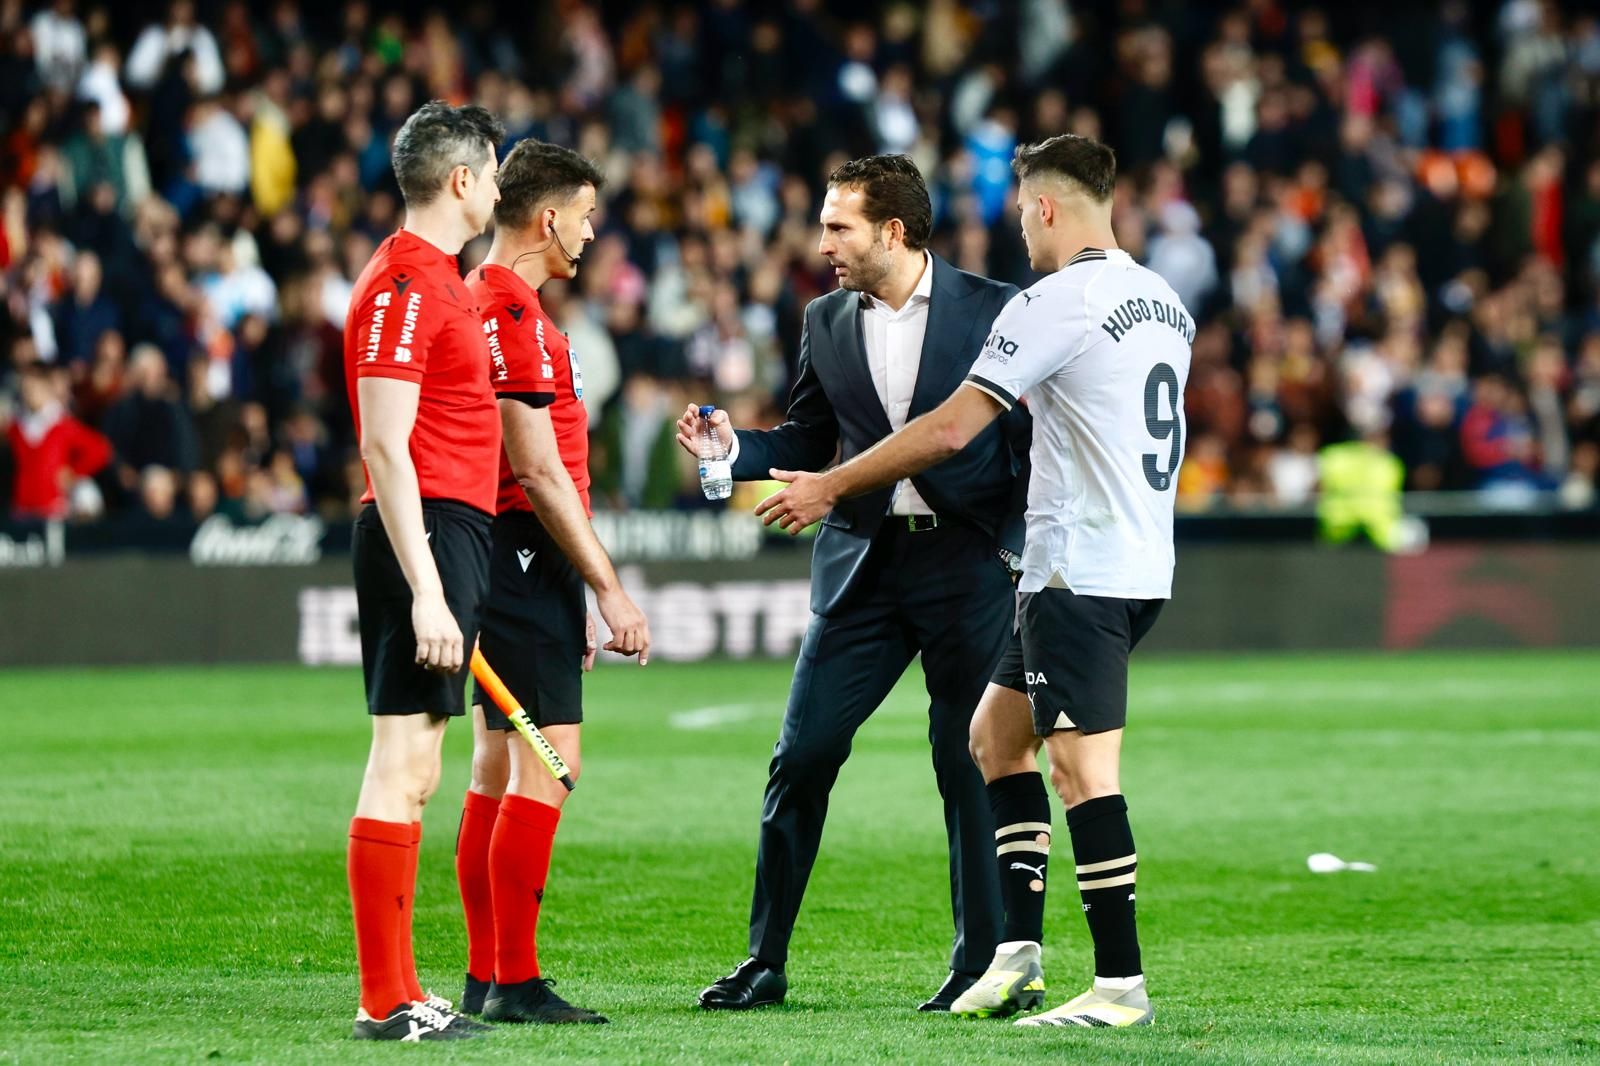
[727, 253, 936, 515]
[859, 253, 935, 515]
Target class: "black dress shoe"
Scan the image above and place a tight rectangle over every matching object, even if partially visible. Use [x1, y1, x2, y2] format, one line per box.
[918, 970, 979, 1012]
[698, 958, 787, 1010]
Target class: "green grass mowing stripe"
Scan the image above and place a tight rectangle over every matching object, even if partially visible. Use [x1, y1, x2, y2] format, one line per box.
[1, 651, 1597, 1063]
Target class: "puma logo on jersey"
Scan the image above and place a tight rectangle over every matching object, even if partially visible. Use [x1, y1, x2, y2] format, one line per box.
[1022, 291, 1040, 306]
[517, 549, 535, 572]
[1010, 861, 1046, 879]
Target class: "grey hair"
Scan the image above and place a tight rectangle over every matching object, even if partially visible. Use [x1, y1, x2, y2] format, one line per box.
[390, 101, 506, 207]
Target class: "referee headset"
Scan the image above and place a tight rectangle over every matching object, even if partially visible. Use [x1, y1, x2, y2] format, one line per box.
[510, 206, 580, 272]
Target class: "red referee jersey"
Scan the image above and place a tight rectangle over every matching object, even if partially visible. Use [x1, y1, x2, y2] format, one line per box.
[344, 229, 500, 515]
[467, 264, 592, 516]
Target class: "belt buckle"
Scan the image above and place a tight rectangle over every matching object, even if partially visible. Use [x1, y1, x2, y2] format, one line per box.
[906, 514, 939, 533]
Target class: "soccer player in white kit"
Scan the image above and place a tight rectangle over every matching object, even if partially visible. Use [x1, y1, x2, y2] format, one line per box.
[755, 133, 1191, 1029]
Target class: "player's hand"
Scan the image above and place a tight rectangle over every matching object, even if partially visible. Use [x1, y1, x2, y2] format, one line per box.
[755, 469, 836, 534]
[582, 611, 598, 673]
[675, 403, 734, 458]
[597, 587, 651, 665]
[412, 589, 464, 674]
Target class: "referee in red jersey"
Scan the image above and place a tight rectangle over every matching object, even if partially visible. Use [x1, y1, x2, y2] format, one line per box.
[342, 101, 504, 1042]
[453, 140, 649, 1025]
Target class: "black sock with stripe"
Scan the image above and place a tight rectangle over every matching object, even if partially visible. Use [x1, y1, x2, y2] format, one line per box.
[988, 771, 1052, 946]
[1066, 793, 1141, 979]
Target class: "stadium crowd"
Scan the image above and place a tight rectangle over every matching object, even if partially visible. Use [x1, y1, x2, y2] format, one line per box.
[2, 0, 1600, 530]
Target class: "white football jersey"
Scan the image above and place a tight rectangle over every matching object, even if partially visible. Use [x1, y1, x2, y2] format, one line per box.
[965, 247, 1192, 599]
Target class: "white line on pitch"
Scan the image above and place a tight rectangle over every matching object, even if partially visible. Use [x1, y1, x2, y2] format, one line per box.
[668, 704, 769, 730]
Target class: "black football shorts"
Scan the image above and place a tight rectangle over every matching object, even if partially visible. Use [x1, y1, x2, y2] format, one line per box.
[352, 498, 492, 717]
[472, 511, 586, 730]
[992, 585, 1164, 736]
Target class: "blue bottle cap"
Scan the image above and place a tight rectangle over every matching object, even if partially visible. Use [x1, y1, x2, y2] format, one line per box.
[699, 405, 716, 417]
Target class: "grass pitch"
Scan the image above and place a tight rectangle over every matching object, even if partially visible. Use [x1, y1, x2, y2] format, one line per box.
[2, 651, 1597, 1064]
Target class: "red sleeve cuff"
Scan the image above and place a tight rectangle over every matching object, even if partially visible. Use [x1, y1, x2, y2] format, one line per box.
[355, 362, 426, 383]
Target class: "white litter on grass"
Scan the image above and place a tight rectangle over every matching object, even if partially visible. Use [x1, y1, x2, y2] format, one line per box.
[1308, 852, 1378, 874]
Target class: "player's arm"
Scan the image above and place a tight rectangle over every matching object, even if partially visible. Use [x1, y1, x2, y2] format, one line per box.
[358, 376, 462, 672]
[755, 385, 1004, 533]
[500, 397, 650, 665]
[759, 286, 1062, 534]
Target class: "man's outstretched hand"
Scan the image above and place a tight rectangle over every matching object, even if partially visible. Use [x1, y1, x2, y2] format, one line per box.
[754, 469, 836, 534]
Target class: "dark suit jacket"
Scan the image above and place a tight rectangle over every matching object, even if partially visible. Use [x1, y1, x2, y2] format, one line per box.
[732, 255, 1031, 616]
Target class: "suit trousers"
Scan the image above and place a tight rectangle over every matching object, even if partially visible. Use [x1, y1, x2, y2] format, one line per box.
[747, 519, 1013, 973]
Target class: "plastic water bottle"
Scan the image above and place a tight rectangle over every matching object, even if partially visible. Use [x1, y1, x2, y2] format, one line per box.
[697, 404, 733, 501]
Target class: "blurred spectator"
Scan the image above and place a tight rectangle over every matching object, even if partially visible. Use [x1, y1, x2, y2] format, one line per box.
[189, 95, 250, 197]
[30, 0, 85, 94]
[2, 362, 109, 520]
[1268, 422, 1321, 507]
[77, 41, 131, 136]
[49, 249, 117, 367]
[102, 345, 198, 496]
[124, 0, 224, 96]
[1145, 201, 1218, 316]
[1461, 374, 1541, 502]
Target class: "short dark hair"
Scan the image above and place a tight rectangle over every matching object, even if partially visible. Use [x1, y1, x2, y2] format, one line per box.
[1011, 134, 1117, 202]
[493, 139, 606, 231]
[390, 101, 506, 208]
[827, 154, 932, 250]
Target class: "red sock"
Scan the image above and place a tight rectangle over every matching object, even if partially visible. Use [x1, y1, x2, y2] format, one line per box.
[348, 817, 414, 1018]
[455, 791, 500, 983]
[488, 794, 560, 985]
[398, 821, 424, 1003]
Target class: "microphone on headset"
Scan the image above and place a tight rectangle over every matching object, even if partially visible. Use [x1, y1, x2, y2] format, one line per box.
[551, 217, 580, 267]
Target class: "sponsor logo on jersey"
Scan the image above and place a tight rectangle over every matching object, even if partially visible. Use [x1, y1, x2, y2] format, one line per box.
[1100, 297, 1193, 345]
[984, 330, 1020, 362]
[483, 317, 507, 381]
[393, 289, 423, 362]
[1022, 291, 1040, 306]
[364, 292, 391, 361]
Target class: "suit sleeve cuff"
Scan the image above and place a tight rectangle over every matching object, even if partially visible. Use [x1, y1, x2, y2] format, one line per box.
[963, 375, 1016, 410]
[727, 432, 741, 465]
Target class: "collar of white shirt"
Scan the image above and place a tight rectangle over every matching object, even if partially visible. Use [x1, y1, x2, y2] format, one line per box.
[858, 252, 933, 314]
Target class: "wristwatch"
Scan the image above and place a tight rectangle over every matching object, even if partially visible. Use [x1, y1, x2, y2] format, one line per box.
[998, 548, 1023, 585]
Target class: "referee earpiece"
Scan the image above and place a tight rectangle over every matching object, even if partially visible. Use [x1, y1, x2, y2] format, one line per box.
[548, 210, 579, 267]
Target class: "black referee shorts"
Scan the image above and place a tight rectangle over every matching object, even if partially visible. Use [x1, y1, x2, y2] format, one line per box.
[352, 499, 492, 718]
[472, 511, 586, 730]
[992, 585, 1164, 736]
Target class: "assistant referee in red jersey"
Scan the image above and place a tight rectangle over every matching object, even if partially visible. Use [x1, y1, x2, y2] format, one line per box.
[452, 139, 649, 1026]
[342, 100, 504, 1042]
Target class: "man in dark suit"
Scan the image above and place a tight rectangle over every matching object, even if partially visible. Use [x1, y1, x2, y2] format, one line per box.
[677, 155, 1030, 1012]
